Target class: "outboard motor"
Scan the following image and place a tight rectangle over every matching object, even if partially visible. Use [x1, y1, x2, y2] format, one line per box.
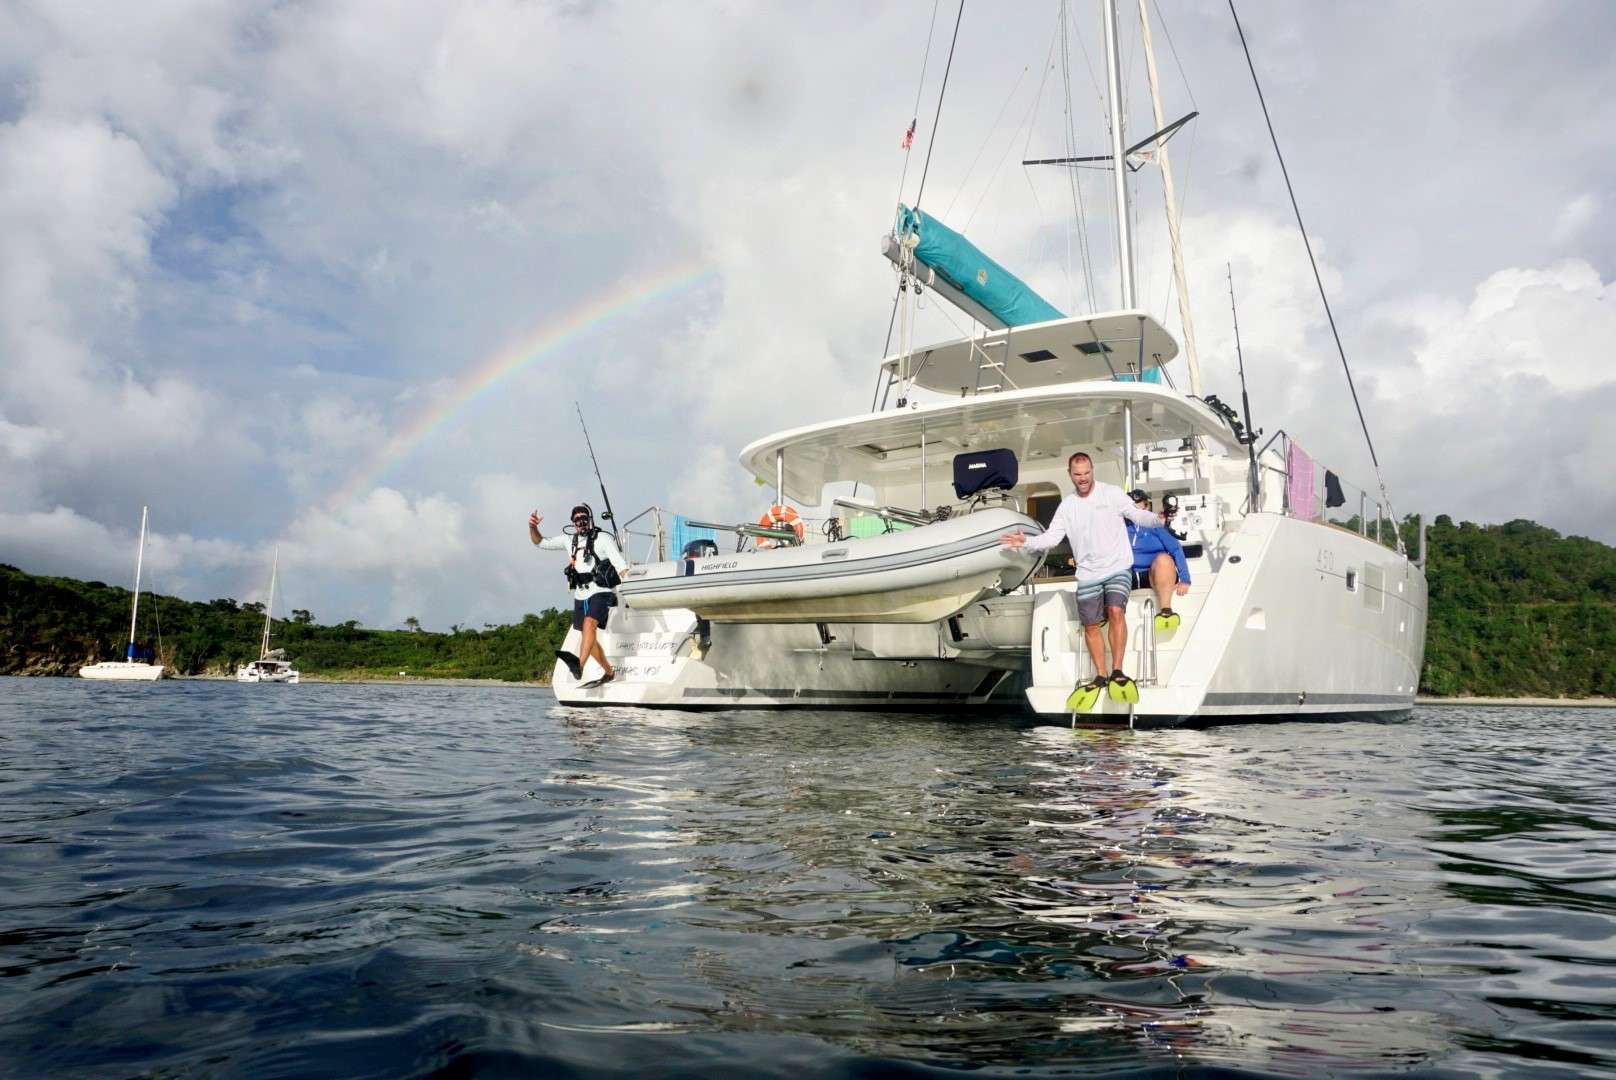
[681, 539, 719, 560]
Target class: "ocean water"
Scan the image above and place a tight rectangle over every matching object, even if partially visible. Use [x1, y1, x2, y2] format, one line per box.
[1, 680, 1613, 1078]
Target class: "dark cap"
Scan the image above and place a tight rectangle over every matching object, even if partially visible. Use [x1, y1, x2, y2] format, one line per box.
[1127, 489, 1150, 503]
[569, 504, 592, 519]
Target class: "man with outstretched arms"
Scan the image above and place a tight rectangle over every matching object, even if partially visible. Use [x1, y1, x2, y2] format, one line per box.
[529, 503, 624, 689]
[1000, 452, 1163, 710]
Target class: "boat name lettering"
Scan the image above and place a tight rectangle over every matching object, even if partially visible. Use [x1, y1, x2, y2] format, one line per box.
[701, 561, 739, 571]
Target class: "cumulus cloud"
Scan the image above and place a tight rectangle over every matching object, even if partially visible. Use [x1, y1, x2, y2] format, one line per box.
[4, 0, 1616, 628]
[1553, 194, 1600, 246]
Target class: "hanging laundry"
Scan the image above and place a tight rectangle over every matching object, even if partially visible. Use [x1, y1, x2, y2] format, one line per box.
[1324, 470, 1346, 508]
[1286, 441, 1316, 520]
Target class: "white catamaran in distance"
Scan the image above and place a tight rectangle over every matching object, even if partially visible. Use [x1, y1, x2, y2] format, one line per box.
[79, 505, 166, 681]
[238, 546, 300, 683]
[552, 0, 1427, 723]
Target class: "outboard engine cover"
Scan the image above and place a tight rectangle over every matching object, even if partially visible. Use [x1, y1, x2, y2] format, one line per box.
[952, 448, 1018, 499]
[681, 539, 720, 559]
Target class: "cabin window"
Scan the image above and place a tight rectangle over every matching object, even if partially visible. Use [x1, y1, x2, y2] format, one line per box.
[1345, 568, 1358, 592]
[1020, 349, 1058, 363]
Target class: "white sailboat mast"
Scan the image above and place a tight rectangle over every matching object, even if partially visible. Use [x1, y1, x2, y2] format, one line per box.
[260, 546, 278, 659]
[1137, 0, 1202, 397]
[128, 505, 148, 656]
[1102, 0, 1134, 310]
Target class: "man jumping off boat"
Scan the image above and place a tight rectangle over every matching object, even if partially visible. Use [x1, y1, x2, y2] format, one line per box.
[1000, 452, 1163, 710]
[529, 504, 624, 689]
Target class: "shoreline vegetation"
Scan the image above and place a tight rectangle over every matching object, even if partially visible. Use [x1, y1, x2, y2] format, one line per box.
[4, 515, 1614, 697]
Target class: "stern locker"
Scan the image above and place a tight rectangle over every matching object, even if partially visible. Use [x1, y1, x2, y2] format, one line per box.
[1032, 585, 1208, 687]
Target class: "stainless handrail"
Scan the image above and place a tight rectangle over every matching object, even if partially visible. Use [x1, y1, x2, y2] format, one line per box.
[616, 504, 665, 562]
[1139, 596, 1158, 686]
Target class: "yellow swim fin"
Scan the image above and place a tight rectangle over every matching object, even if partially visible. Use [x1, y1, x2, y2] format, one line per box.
[1154, 608, 1181, 633]
[1066, 677, 1107, 713]
[1108, 670, 1140, 704]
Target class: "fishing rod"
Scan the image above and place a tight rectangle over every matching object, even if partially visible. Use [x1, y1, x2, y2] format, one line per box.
[1226, 264, 1261, 510]
[574, 402, 617, 531]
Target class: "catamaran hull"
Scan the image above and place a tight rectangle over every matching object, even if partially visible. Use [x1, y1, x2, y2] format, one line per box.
[616, 508, 1041, 624]
[237, 669, 300, 683]
[550, 602, 1032, 709]
[78, 662, 165, 681]
[1024, 513, 1428, 726]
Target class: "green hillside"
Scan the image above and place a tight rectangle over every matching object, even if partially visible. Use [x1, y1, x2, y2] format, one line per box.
[1420, 516, 1616, 696]
[4, 513, 1615, 694]
[0, 564, 571, 682]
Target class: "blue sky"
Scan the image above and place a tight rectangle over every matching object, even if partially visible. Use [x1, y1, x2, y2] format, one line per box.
[2, 0, 1613, 629]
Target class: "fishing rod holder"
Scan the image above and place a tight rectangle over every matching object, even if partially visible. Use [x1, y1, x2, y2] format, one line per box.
[685, 520, 803, 547]
[832, 497, 932, 529]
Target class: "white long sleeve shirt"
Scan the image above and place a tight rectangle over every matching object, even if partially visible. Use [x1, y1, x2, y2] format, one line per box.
[538, 529, 626, 601]
[1021, 481, 1162, 581]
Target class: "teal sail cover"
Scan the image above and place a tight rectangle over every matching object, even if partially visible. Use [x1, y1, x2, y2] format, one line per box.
[896, 206, 1162, 383]
[898, 206, 1062, 328]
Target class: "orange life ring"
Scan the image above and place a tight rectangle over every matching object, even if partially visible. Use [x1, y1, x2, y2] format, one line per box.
[756, 504, 805, 548]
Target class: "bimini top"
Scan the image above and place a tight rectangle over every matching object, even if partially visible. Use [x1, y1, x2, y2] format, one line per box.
[739, 381, 1241, 501]
[880, 310, 1180, 394]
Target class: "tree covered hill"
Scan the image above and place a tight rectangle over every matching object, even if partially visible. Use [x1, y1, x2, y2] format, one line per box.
[0, 563, 571, 682]
[1421, 516, 1616, 696]
[4, 513, 1616, 694]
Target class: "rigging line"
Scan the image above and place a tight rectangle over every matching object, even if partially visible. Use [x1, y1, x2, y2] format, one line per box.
[1067, 0, 1108, 120]
[964, 64, 1045, 232]
[893, 0, 945, 211]
[881, 0, 944, 380]
[1150, 0, 1196, 112]
[885, 0, 943, 388]
[877, 288, 902, 394]
[150, 577, 163, 661]
[1019, 29, 1060, 278]
[1226, 0, 1394, 516]
[913, 0, 966, 214]
[1059, 2, 1097, 310]
[1059, 5, 1076, 307]
[945, 62, 1032, 222]
[884, 0, 962, 399]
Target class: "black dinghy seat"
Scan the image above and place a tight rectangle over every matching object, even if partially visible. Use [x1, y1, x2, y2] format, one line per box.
[952, 448, 1018, 500]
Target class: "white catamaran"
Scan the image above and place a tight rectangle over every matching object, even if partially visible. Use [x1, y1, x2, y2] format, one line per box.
[79, 505, 166, 681]
[551, 1, 1427, 724]
[238, 546, 300, 683]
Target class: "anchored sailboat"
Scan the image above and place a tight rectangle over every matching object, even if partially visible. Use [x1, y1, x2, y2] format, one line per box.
[237, 547, 300, 684]
[550, 1, 1426, 721]
[79, 505, 166, 681]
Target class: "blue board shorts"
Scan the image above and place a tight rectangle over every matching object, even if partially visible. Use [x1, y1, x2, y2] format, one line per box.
[572, 592, 615, 630]
[1076, 570, 1132, 626]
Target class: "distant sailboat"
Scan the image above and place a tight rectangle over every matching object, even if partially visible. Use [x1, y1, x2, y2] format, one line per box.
[237, 546, 300, 684]
[79, 506, 166, 681]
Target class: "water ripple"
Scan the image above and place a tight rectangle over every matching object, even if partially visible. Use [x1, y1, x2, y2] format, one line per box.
[1, 681, 1613, 1076]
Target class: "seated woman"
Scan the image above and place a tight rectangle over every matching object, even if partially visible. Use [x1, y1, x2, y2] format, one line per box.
[1126, 490, 1191, 629]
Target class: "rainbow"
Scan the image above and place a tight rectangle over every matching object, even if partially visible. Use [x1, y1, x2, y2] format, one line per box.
[327, 261, 715, 509]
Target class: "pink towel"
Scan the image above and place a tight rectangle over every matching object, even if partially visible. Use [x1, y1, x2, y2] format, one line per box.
[1286, 441, 1316, 520]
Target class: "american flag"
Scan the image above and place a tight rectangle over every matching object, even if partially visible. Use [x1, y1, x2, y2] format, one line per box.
[901, 118, 916, 150]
